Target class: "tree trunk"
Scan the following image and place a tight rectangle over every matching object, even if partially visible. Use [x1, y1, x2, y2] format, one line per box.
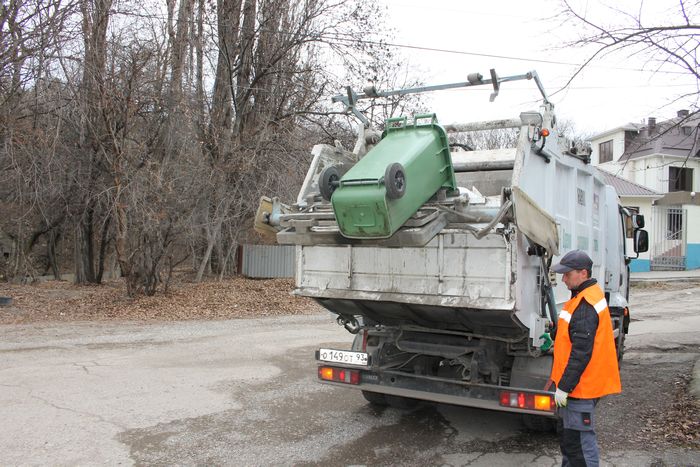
[47, 228, 61, 280]
[113, 179, 134, 296]
[75, 0, 111, 285]
[95, 214, 111, 283]
[195, 223, 220, 282]
[218, 237, 237, 280]
[74, 207, 96, 284]
[194, 0, 205, 130]
[233, 0, 256, 138]
[209, 0, 242, 159]
[168, 0, 194, 109]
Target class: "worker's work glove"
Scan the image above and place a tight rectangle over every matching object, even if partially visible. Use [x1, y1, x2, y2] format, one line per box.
[555, 388, 569, 407]
[539, 333, 553, 351]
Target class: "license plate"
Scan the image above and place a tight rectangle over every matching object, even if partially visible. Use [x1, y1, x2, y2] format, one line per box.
[318, 348, 368, 366]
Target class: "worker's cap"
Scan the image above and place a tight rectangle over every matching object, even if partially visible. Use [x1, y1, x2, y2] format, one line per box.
[552, 249, 593, 273]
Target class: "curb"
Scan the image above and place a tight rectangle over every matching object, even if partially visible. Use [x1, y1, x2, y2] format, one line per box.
[630, 277, 700, 284]
[691, 358, 700, 405]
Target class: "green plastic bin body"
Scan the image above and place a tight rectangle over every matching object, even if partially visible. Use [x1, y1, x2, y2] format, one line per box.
[331, 115, 456, 239]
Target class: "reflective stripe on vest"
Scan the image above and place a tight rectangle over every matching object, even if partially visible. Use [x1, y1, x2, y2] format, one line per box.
[550, 283, 622, 399]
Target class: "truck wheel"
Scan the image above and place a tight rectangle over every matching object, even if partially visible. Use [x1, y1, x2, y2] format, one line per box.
[384, 163, 406, 199]
[319, 165, 340, 201]
[361, 390, 388, 406]
[616, 331, 626, 362]
[610, 308, 626, 362]
[522, 414, 557, 433]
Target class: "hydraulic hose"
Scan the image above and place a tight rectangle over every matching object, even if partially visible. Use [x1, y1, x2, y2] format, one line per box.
[541, 256, 558, 330]
[545, 284, 558, 327]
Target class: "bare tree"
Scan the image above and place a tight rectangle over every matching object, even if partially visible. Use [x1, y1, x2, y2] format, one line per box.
[0, 0, 76, 281]
[0, 0, 424, 296]
[558, 0, 700, 110]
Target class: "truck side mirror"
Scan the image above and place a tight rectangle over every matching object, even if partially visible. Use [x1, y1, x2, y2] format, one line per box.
[632, 214, 645, 229]
[634, 229, 649, 253]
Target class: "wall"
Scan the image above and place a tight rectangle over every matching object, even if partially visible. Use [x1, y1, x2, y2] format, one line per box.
[241, 244, 295, 278]
[629, 156, 700, 194]
[590, 129, 627, 165]
[685, 204, 700, 270]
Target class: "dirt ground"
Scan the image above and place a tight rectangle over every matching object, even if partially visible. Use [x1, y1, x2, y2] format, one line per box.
[0, 276, 324, 325]
[609, 281, 700, 451]
[0, 277, 698, 456]
[599, 353, 700, 451]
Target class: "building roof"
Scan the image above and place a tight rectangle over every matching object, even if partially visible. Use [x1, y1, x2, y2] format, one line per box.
[590, 123, 643, 141]
[589, 110, 700, 162]
[620, 112, 700, 161]
[654, 191, 700, 206]
[597, 168, 662, 197]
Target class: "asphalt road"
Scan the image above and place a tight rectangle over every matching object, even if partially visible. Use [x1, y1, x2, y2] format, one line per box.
[1, 283, 699, 466]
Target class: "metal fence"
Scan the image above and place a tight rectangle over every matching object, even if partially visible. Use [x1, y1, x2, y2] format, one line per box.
[240, 244, 295, 278]
[650, 206, 687, 271]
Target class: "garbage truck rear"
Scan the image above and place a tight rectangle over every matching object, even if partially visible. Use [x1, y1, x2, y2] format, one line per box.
[256, 70, 649, 430]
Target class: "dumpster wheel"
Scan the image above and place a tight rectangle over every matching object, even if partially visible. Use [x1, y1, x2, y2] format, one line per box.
[384, 162, 406, 199]
[319, 165, 340, 201]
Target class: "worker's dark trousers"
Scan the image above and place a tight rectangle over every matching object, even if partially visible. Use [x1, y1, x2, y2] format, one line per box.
[557, 398, 599, 467]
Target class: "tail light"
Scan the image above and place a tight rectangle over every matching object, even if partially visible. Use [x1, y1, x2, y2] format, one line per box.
[499, 391, 555, 412]
[318, 366, 361, 385]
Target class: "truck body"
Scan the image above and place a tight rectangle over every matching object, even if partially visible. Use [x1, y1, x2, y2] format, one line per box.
[256, 71, 648, 429]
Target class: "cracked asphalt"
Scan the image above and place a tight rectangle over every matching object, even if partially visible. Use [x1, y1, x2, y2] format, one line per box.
[1, 283, 699, 466]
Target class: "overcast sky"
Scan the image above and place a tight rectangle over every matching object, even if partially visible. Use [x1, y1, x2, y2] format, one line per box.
[372, 0, 698, 136]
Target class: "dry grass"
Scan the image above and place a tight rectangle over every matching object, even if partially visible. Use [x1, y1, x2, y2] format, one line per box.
[0, 276, 324, 324]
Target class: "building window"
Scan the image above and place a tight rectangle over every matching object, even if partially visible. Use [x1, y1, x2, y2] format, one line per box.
[681, 126, 692, 136]
[599, 140, 613, 163]
[668, 166, 693, 192]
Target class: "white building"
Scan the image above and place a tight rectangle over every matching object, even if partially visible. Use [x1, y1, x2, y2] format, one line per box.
[590, 110, 700, 271]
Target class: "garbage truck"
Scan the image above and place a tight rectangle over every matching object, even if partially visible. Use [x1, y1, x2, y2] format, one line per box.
[255, 70, 649, 430]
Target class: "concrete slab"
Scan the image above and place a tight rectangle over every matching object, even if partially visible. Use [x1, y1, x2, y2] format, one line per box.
[631, 269, 700, 283]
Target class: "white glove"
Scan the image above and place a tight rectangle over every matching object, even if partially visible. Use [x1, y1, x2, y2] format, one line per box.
[555, 388, 569, 407]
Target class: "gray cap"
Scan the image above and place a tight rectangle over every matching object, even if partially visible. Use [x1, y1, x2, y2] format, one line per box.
[552, 249, 593, 273]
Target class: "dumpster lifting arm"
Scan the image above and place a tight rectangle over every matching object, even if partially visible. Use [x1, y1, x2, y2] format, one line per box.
[332, 69, 552, 125]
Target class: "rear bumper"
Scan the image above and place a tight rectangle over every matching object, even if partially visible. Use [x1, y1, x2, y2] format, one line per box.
[318, 363, 557, 418]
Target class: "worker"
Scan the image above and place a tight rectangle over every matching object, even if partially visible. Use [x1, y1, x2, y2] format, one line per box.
[549, 249, 621, 467]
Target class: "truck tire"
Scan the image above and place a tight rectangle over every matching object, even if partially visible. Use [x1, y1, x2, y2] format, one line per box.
[616, 331, 626, 362]
[361, 390, 388, 406]
[384, 163, 406, 199]
[522, 414, 557, 433]
[319, 165, 340, 201]
[610, 307, 626, 362]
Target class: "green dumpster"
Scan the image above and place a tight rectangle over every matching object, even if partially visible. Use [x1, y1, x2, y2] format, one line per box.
[329, 114, 456, 239]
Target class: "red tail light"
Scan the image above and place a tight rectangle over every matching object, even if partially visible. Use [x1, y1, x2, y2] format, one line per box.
[318, 366, 361, 385]
[499, 390, 555, 412]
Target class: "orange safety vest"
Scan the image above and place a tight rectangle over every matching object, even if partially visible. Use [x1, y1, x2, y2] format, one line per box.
[550, 283, 621, 399]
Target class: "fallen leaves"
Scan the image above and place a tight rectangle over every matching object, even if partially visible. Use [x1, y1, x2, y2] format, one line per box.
[0, 277, 325, 324]
[639, 374, 700, 449]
